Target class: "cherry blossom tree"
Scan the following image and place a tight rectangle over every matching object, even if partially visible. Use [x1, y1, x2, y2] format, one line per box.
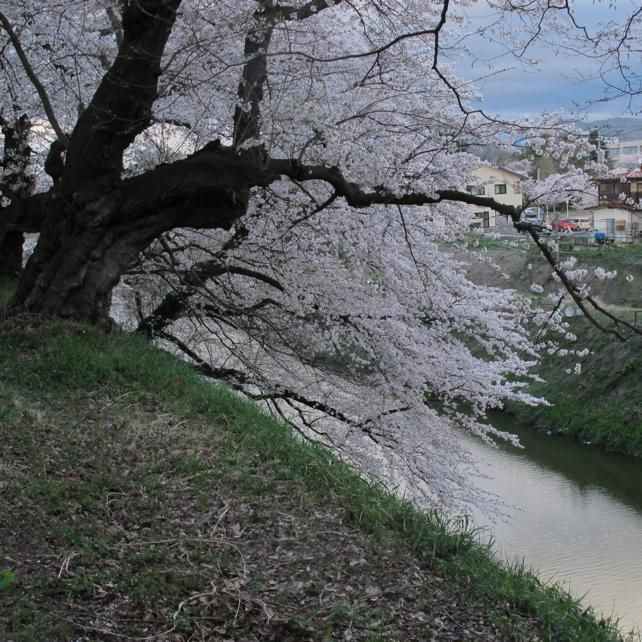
[1, 0, 640, 509]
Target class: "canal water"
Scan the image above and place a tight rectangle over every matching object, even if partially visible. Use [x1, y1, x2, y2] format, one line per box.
[466, 417, 642, 635]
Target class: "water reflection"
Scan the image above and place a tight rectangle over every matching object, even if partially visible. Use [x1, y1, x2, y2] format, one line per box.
[467, 416, 642, 635]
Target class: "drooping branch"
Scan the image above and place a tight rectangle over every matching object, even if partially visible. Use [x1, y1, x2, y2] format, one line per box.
[3, 131, 636, 341]
[270, 158, 521, 219]
[124, 148, 642, 345]
[137, 259, 284, 338]
[525, 226, 642, 340]
[119, 142, 524, 224]
[159, 326, 385, 446]
[0, 141, 519, 245]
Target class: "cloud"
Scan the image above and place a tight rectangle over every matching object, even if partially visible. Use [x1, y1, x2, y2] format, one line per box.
[449, 0, 642, 118]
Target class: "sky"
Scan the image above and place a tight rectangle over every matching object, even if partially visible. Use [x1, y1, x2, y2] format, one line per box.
[449, 0, 642, 122]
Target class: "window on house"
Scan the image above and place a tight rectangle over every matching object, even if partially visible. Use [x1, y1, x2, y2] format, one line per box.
[466, 184, 486, 196]
[599, 182, 629, 201]
[494, 184, 507, 195]
[608, 148, 620, 157]
[622, 146, 638, 155]
[473, 211, 490, 228]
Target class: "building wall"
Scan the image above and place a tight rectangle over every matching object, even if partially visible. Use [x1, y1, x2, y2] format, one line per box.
[597, 178, 642, 207]
[470, 166, 524, 209]
[605, 138, 642, 166]
[465, 166, 524, 228]
[469, 209, 497, 229]
[587, 206, 642, 241]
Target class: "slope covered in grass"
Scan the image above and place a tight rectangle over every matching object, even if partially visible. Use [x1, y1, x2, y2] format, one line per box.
[509, 244, 641, 456]
[0, 319, 630, 641]
[463, 241, 642, 456]
[508, 317, 642, 457]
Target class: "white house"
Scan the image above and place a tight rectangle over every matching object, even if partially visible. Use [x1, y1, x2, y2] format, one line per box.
[466, 166, 525, 228]
[587, 166, 642, 242]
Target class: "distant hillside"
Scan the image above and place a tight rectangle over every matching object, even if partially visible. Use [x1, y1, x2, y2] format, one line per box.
[578, 117, 642, 141]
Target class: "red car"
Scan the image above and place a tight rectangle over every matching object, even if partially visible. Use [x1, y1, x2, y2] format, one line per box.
[550, 219, 575, 233]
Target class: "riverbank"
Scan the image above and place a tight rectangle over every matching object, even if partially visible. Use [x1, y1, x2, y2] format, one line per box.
[464, 240, 642, 456]
[0, 319, 629, 641]
[507, 319, 642, 457]
[516, 243, 641, 456]
[463, 418, 642, 635]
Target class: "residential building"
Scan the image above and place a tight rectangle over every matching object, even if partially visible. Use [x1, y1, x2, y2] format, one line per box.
[587, 166, 642, 242]
[466, 166, 525, 228]
[604, 137, 642, 167]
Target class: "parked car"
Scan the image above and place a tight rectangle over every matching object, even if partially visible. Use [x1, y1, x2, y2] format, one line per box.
[522, 207, 543, 221]
[551, 219, 575, 233]
[529, 218, 552, 234]
[567, 217, 592, 231]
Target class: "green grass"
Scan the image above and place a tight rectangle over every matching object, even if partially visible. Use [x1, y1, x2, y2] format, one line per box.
[461, 234, 531, 253]
[555, 243, 642, 269]
[510, 318, 642, 457]
[482, 241, 642, 456]
[523, 242, 642, 307]
[0, 320, 635, 640]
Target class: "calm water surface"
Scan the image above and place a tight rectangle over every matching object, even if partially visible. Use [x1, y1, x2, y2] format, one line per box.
[467, 418, 642, 635]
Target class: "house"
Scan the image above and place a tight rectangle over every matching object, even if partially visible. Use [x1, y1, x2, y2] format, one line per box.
[587, 166, 642, 242]
[466, 166, 525, 228]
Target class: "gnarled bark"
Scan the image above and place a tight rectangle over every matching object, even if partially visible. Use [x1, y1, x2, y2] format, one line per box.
[8, 151, 251, 322]
[4, 0, 184, 322]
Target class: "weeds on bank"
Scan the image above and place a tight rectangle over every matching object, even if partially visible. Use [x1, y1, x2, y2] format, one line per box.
[509, 316, 642, 457]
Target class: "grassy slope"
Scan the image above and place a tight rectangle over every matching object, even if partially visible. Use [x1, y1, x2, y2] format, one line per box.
[509, 319, 642, 456]
[467, 241, 642, 456]
[527, 243, 642, 307]
[514, 244, 642, 456]
[0, 320, 630, 641]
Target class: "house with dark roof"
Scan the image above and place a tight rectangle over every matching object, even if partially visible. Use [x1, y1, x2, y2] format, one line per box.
[586, 166, 642, 242]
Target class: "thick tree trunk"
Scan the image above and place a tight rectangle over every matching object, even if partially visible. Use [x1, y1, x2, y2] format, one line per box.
[4, 0, 183, 323]
[10, 228, 143, 323]
[8, 155, 250, 323]
[1, 1, 267, 324]
[9, 195, 167, 323]
[0, 232, 24, 277]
